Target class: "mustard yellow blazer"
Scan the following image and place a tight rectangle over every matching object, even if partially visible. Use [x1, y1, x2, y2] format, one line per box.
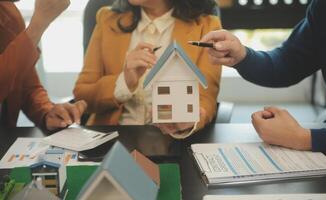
[74, 7, 222, 133]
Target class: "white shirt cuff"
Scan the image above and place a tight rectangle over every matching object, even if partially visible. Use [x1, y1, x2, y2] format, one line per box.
[114, 72, 139, 102]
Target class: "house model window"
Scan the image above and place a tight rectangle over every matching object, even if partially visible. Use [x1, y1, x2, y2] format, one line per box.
[187, 104, 193, 113]
[158, 86, 170, 95]
[143, 41, 208, 123]
[187, 86, 193, 94]
[158, 105, 172, 120]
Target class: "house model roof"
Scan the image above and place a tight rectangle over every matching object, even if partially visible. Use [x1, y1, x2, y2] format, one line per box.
[30, 148, 65, 169]
[143, 41, 208, 89]
[30, 160, 61, 169]
[77, 141, 159, 200]
[131, 150, 160, 186]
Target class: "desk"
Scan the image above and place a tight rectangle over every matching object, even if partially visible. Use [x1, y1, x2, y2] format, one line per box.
[1, 123, 326, 200]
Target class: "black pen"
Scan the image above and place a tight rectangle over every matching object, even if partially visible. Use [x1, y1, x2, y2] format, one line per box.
[188, 41, 214, 48]
[153, 46, 162, 53]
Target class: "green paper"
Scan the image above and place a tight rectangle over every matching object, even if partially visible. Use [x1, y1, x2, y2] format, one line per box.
[157, 164, 181, 200]
[10, 163, 181, 200]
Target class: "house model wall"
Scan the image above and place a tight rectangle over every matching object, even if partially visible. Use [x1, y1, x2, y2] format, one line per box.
[144, 41, 208, 123]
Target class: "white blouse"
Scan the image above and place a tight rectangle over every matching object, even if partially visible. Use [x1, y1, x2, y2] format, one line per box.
[114, 8, 175, 125]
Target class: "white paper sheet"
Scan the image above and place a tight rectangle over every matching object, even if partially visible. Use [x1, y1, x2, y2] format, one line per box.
[42, 128, 118, 151]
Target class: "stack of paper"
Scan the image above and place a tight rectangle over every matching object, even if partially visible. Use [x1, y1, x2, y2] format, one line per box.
[191, 142, 326, 185]
[42, 128, 119, 151]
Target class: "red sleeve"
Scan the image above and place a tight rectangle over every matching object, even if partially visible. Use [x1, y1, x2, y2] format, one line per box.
[0, 31, 39, 102]
[21, 66, 54, 127]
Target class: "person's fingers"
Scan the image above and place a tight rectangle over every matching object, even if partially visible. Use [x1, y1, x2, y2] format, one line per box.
[75, 100, 87, 121]
[262, 110, 274, 119]
[157, 123, 178, 135]
[161, 126, 171, 135]
[154, 124, 169, 135]
[212, 57, 235, 66]
[207, 48, 229, 58]
[175, 123, 194, 132]
[53, 105, 73, 125]
[264, 106, 282, 115]
[208, 55, 222, 65]
[127, 53, 156, 69]
[139, 52, 156, 66]
[214, 40, 237, 52]
[143, 50, 157, 59]
[136, 60, 152, 69]
[251, 111, 269, 135]
[136, 42, 155, 51]
[126, 59, 148, 69]
[63, 103, 80, 124]
[200, 30, 228, 43]
[251, 111, 266, 124]
[46, 115, 67, 130]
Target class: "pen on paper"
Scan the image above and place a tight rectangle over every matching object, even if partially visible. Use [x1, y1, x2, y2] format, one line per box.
[188, 41, 214, 48]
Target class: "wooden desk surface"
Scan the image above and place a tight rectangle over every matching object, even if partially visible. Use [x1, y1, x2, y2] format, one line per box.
[1, 123, 326, 200]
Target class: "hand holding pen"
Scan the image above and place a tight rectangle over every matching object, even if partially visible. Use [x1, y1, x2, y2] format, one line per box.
[190, 30, 247, 67]
[123, 42, 159, 92]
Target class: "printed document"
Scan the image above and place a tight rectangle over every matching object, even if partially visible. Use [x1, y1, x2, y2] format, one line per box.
[42, 128, 118, 151]
[191, 143, 326, 185]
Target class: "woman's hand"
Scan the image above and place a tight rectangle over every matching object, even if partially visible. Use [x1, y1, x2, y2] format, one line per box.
[155, 108, 207, 137]
[155, 122, 195, 136]
[124, 42, 157, 92]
